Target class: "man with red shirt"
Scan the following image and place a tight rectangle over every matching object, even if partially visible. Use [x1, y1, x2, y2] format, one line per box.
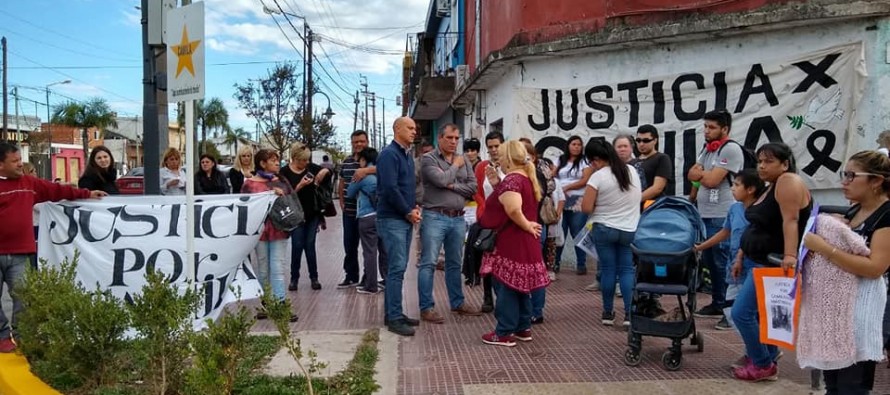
[0, 142, 107, 353]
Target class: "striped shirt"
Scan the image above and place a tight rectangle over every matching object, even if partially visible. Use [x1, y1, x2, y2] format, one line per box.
[340, 157, 360, 214]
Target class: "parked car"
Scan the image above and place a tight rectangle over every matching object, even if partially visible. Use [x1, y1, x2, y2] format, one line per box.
[116, 166, 232, 195]
[116, 167, 145, 195]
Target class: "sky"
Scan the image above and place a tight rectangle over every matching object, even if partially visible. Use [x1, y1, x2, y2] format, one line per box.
[1, 0, 429, 150]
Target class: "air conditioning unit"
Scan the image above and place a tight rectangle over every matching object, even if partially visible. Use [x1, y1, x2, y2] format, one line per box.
[436, 0, 451, 17]
[455, 65, 469, 90]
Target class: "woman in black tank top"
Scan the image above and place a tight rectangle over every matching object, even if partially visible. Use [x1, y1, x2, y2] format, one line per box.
[731, 143, 811, 382]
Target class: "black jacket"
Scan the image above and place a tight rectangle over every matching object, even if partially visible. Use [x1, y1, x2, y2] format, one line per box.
[78, 170, 119, 194]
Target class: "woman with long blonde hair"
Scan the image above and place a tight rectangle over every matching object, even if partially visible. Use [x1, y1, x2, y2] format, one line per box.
[229, 145, 255, 194]
[478, 140, 550, 347]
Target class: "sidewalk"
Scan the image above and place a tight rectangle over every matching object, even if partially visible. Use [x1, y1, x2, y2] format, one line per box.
[251, 211, 890, 395]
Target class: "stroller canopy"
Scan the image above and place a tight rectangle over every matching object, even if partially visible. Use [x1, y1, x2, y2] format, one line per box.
[633, 196, 706, 255]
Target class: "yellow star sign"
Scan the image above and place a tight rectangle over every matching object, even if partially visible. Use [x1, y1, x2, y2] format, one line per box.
[171, 26, 201, 78]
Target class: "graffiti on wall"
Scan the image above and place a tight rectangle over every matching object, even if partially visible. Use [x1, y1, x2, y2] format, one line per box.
[516, 43, 866, 193]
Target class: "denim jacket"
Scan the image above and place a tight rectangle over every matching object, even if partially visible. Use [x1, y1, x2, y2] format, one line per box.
[346, 174, 377, 218]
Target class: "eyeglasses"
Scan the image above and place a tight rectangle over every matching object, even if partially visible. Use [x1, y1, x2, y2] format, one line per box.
[840, 171, 882, 182]
[635, 138, 655, 144]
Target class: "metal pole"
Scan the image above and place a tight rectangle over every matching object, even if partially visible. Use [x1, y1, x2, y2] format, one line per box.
[306, 25, 314, 149]
[370, 93, 376, 147]
[185, 99, 196, 283]
[142, 0, 161, 194]
[2, 37, 7, 136]
[45, 87, 52, 179]
[352, 90, 359, 132]
[381, 97, 385, 146]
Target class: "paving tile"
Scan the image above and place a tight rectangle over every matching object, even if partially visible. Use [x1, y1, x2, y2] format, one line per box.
[249, 212, 890, 395]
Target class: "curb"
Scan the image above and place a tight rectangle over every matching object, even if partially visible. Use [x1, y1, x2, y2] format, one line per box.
[0, 352, 60, 395]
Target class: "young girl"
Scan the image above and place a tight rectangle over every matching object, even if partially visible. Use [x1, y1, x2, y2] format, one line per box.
[694, 169, 766, 333]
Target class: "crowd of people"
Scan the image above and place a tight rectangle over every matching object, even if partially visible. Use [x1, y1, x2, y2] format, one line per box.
[0, 108, 888, 393]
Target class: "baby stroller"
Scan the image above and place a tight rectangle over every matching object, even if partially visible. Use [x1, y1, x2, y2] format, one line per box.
[624, 196, 706, 371]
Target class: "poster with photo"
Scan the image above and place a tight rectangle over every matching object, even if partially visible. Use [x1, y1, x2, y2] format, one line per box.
[754, 267, 802, 350]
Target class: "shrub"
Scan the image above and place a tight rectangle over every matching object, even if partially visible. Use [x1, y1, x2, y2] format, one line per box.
[16, 254, 131, 393]
[187, 289, 259, 395]
[126, 269, 201, 395]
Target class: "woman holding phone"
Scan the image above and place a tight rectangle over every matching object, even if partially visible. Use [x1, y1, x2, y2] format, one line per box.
[279, 142, 330, 291]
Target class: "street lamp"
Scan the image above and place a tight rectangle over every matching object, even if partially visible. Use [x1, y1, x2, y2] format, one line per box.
[45, 79, 71, 179]
[313, 91, 335, 121]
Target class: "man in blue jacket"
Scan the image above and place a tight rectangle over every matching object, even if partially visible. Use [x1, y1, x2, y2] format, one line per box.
[377, 116, 422, 336]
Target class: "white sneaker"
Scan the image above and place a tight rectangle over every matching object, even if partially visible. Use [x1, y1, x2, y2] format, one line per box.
[548, 271, 557, 281]
[616, 284, 622, 298]
[585, 280, 600, 292]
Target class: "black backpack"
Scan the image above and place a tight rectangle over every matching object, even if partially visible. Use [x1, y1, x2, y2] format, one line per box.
[717, 140, 757, 181]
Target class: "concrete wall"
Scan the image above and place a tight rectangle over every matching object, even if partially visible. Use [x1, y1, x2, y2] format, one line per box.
[464, 0, 797, 73]
[469, 16, 890, 204]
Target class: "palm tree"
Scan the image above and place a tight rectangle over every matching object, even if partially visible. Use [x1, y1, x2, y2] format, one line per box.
[199, 98, 228, 156]
[52, 98, 118, 158]
[223, 126, 251, 160]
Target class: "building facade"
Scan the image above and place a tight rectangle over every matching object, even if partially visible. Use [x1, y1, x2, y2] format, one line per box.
[405, 0, 890, 204]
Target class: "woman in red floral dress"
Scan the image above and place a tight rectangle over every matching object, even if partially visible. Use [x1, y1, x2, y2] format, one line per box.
[479, 140, 551, 347]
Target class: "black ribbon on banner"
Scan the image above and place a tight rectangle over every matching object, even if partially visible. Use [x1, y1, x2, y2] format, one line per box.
[802, 129, 842, 176]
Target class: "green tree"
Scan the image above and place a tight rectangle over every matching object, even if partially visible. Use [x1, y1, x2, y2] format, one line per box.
[223, 126, 251, 160]
[233, 63, 337, 156]
[52, 98, 118, 158]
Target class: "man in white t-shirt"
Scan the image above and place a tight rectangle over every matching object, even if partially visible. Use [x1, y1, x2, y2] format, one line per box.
[687, 110, 744, 320]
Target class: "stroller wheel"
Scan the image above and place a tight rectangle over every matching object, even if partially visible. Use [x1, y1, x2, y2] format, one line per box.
[624, 348, 642, 367]
[662, 351, 682, 371]
[695, 331, 704, 352]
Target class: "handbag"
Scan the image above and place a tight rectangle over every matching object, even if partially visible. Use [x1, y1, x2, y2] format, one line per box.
[472, 228, 499, 252]
[472, 222, 509, 252]
[270, 192, 305, 232]
[314, 184, 335, 217]
[539, 196, 559, 225]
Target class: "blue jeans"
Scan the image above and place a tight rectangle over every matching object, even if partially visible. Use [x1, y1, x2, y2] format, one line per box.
[593, 224, 635, 316]
[731, 262, 780, 368]
[556, 210, 588, 272]
[378, 216, 413, 322]
[531, 225, 547, 318]
[0, 255, 28, 339]
[702, 217, 728, 307]
[493, 278, 532, 337]
[342, 212, 360, 282]
[290, 216, 320, 282]
[255, 239, 288, 301]
[418, 211, 466, 311]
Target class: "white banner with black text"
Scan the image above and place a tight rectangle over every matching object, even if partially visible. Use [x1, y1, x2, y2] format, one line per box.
[37, 193, 276, 330]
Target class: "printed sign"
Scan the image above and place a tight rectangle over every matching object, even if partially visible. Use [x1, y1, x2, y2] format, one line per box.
[166, 2, 205, 102]
[37, 194, 277, 329]
[516, 43, 866, 192]
[754, 267, 801, 350]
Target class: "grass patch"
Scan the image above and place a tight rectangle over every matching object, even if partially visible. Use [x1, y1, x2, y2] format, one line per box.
[232, 329, 381, 395]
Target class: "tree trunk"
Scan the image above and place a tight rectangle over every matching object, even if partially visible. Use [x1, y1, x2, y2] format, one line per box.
[82, 127, 89, 160]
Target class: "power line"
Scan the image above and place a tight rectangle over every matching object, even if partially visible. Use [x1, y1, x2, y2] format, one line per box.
[8, 60, 289, 70]
[0, 27, 138, 63]
[0, 9, 135, 59]
[7, 49, 141, 105]
[311, 22, 424, 31]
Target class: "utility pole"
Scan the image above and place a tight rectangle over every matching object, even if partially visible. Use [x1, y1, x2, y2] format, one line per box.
[12, 87, 18, 143]
[360, 75, 368, 132]
[305, 25, 314, 149]
[370, 93, 376, 148]
[2, 37, 7, 136]
[380, 98, 384, 147]
[352, 90, 359, 132]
